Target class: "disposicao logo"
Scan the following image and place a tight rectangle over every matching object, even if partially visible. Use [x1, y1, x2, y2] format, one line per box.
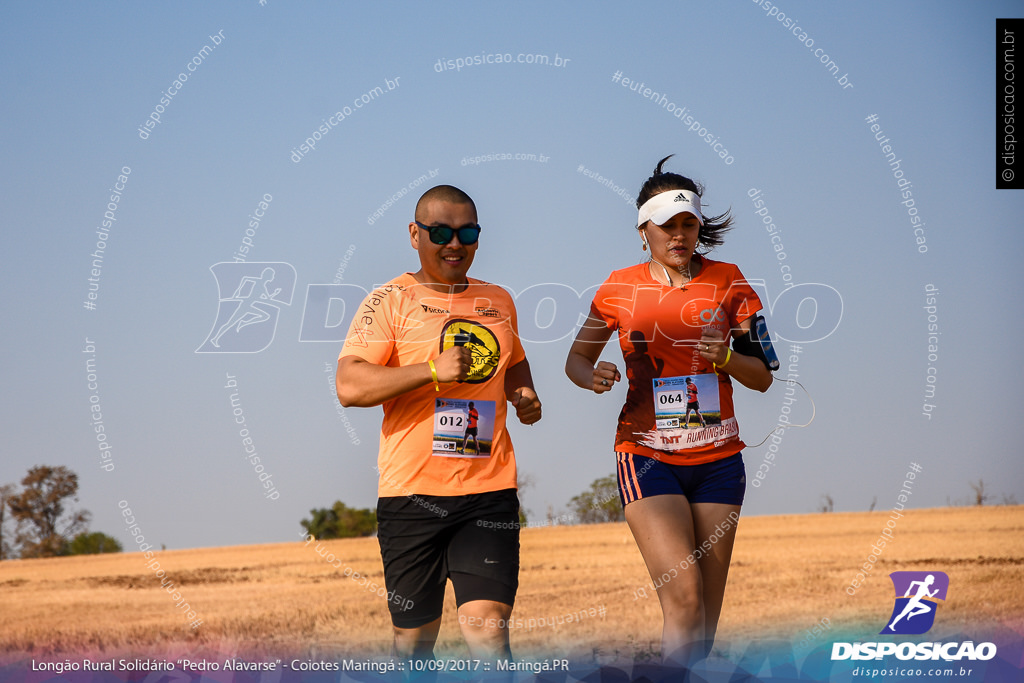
[831, 570, 997, 663]
[881, 571, 949, 635]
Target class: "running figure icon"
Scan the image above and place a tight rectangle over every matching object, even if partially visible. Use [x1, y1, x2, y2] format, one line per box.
[210, 267, 282, 348]
[888, 574, 938, 631]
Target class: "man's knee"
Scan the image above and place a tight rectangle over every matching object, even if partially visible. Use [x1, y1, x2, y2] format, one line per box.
[458, 600, 512, 633]
[392, 619, 441, 657]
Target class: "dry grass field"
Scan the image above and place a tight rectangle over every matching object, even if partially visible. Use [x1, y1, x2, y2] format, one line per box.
[1, 506, 1021, 665]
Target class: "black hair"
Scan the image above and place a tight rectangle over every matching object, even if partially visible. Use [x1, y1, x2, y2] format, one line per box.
[636, 155, 732, 252]
[415, 185, 477, 221]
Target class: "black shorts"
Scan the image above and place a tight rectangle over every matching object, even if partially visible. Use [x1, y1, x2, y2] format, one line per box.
[686, 401, 700, 411]
[464, 427, 478, 436]
[376, 488, 520, 629]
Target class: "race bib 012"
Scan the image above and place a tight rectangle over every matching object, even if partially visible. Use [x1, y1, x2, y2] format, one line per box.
[432, 398, 495, 458]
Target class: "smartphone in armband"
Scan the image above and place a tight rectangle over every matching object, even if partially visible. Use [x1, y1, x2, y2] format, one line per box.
[733, 314, 780, 371]
[752, 315, 780, 371]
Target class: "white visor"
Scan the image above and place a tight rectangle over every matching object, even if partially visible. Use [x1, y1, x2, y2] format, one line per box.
[637, 189, 703, 227]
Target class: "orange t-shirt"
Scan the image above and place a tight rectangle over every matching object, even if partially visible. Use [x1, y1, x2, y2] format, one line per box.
[590, 258, 763, 465]
[339, 274, 526, 497]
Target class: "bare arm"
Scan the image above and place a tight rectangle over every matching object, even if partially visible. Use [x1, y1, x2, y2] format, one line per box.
[336, 345, 471, 407]
[504, 358, 535, 398]
[565, 310, 620, 393]
[699, 317, 773, 393]
[504, 358, 541, 425]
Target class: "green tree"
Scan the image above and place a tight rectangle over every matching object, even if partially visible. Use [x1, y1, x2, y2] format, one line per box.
[7, 466, 90, 558]
[68, 531, 123, 555]
[0, 483, 19, 560]
[568, 474, 624, 524]
[301, 501, 376, 539]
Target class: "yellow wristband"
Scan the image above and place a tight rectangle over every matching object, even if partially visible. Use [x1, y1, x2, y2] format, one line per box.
[712, 348, 733, 375]
[428, 360, 440, 391]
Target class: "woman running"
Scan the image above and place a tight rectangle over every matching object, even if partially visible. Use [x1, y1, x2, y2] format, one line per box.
[565, 156, 774, 668]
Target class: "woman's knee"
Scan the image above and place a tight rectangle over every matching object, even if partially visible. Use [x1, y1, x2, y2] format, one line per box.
[655, 572, 704, 619]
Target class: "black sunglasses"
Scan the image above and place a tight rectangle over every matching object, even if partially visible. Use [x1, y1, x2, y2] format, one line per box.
[415, 220, 482, 245]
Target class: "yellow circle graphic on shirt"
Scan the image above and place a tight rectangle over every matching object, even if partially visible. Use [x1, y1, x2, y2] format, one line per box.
[440, 319, 501, 384]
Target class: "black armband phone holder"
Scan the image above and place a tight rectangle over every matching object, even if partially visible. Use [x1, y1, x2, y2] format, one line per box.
[732, 314, 780, 371]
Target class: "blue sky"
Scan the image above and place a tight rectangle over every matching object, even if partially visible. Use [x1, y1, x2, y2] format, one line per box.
[1, 1, 1021, 551]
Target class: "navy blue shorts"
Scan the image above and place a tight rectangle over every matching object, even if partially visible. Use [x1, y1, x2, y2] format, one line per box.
[616, 451, 746, 507]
